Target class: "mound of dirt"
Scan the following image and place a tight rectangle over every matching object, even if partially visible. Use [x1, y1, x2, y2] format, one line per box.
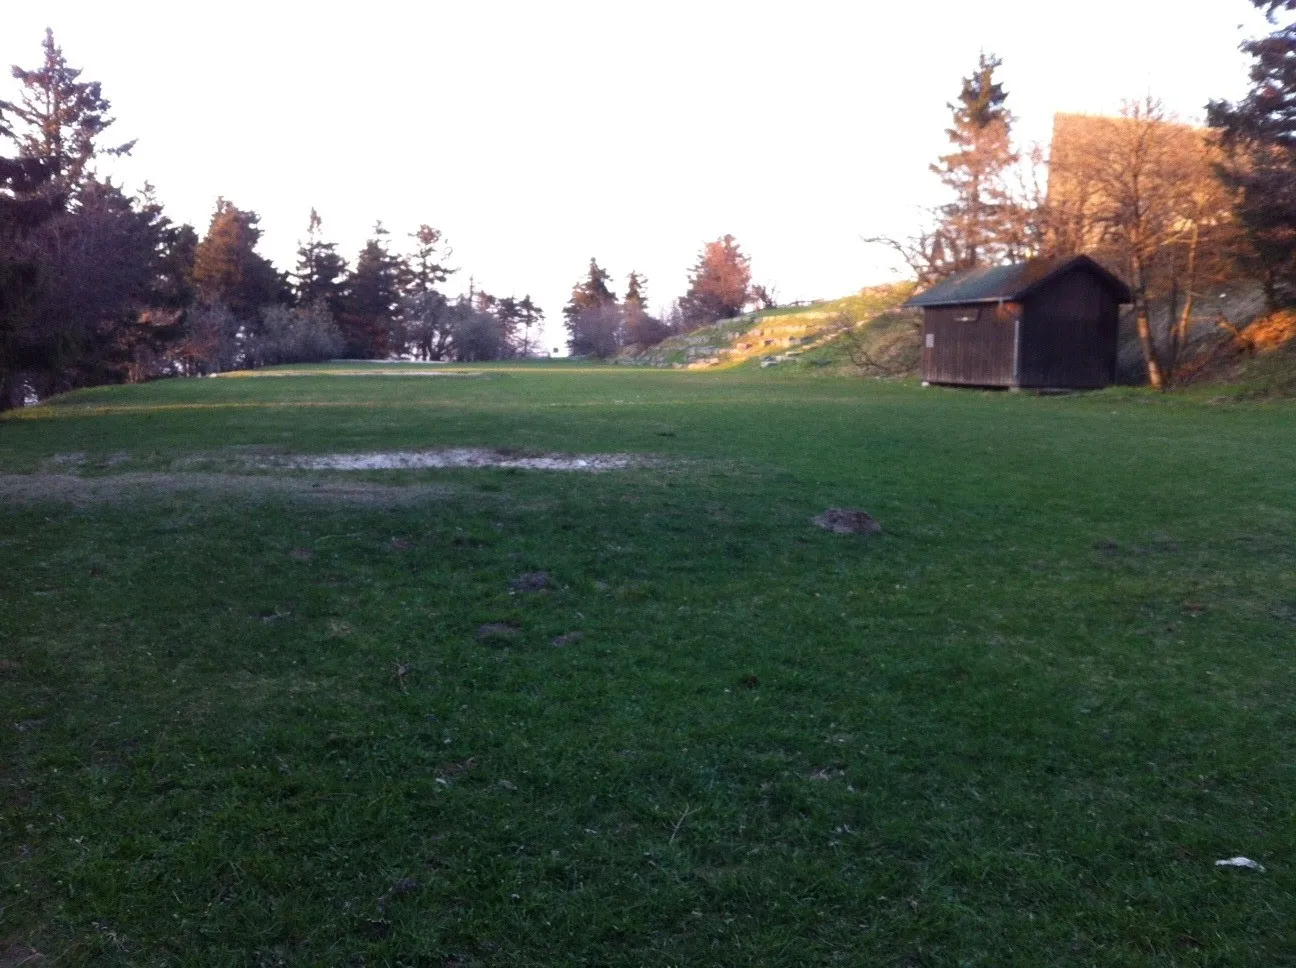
[812, 508, 882, 535]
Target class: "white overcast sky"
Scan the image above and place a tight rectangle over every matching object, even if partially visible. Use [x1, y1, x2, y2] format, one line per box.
[1, 1, 1273, 351]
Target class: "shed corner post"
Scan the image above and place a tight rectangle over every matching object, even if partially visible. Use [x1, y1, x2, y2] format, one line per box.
[1008, 299, 1021, 390]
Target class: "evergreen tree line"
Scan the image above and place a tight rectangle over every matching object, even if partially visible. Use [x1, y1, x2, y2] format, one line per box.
[562, 235, 777, 358]
[0, 31, 543, 409]
[874, 0, 1296, 388]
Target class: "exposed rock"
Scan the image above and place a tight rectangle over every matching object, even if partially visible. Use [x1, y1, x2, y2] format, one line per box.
[812, 508, 882, 536]
[550, 631, 584, 648]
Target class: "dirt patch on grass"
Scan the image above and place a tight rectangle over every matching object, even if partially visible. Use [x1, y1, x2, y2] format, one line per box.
[0, 472, 456, 506]
[263, 447, 655, 472]
[812, 508, 882, 535]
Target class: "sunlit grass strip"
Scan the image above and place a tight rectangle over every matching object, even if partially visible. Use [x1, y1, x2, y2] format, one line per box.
[211, 369, 485, 379]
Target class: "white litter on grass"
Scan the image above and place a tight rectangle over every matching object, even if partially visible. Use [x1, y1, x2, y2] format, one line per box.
[1215, 856, 1265, 871]
[266, 447, 650, 473]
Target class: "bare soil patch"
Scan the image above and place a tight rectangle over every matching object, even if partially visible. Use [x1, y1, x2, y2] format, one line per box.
[812, 508, 882, 535]
[263, 447, 655, 472]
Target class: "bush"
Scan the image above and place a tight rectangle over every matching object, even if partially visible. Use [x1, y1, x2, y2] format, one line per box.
[174, 302, 241, 375]
[251, 302, 344, 366]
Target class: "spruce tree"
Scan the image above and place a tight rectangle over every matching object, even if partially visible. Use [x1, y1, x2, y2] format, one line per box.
[9, 28, 134, 194]
[679, 235, 751, 328]
[624, 271, 647, 315]
[1208, 1, 1296, 307]
[930, 53, 1018, 271]
[408, 224, 454, 297]
[139, 183, 196, 310]
[563, 258, 615, 320]
[293, 208, 347, 312]
[338, 222, 409, 358]
[623, 271, 667, 346]
[516, 295, 544, 357]
[562, 258, 620, 357]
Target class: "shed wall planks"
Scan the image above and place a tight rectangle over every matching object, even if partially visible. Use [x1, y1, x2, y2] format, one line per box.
[1018, 268, 1120, 388]
[922, 304, 1017, 386]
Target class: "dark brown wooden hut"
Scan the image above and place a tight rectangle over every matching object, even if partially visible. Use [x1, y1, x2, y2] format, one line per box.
[903, 255, 1132, 389]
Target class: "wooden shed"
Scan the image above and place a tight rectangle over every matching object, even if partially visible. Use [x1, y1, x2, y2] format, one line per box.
[903, 255, 1132, 389]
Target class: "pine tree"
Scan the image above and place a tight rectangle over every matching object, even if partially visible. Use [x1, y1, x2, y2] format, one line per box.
[1, 94, 61, 407]
[930, 53, 1019, 271]
[1208, 2, 1296, 307]
[139, 183, 196, 310]
[293, 208, 348, 312]
[516, 295, 544, 357]
[562, 258, 620, 356]
[192, 198, 288, 317]
[0, 100, 61, 236]
[8, 29, 134, 194]
[679, 235, 751, 328]
[407, 224, 454, 296]
[563, 258, 615, 320]
[622, 271, 667, 346]
[624, 271, 647, 315]
[338, 222, 409, 358]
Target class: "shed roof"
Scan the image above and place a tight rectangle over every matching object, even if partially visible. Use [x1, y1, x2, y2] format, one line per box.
[903, 255, 1132, 308]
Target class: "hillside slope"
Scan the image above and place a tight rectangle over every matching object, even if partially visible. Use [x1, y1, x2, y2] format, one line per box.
[620, 282, 919, 371]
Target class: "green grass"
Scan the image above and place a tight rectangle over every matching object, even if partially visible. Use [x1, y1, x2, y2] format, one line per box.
[1, 366, 1294, 966]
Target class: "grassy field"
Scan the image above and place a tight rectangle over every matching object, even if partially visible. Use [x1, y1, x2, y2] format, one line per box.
[1, 363, 1294, 966]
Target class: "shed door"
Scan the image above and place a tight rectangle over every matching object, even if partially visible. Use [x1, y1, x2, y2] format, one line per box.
[922, 304, 1017, 386]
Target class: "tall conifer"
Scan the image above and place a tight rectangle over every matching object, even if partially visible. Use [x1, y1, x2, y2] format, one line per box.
[930, 53, 1018, 271]
[679, 235, 751, 327]
[293, 208, 347, 312]
[9, 28, 134, 193]
[1208, 1, 1296, 307]
[338, 222, 409, 358]
[192, 198, 287, 316]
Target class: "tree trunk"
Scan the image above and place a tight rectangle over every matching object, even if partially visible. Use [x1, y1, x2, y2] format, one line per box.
[1135, 296, 1164, 390]
[1130, 252, 1165, 389]
[1168, 224, 1200, 389]
[1165, 262, 1180, 389]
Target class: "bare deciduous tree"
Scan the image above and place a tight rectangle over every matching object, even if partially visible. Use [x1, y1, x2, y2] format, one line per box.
[1050, 99, 1235, 388]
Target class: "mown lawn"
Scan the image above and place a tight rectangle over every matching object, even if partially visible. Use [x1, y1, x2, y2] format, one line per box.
[1, 363, 1294, 966]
